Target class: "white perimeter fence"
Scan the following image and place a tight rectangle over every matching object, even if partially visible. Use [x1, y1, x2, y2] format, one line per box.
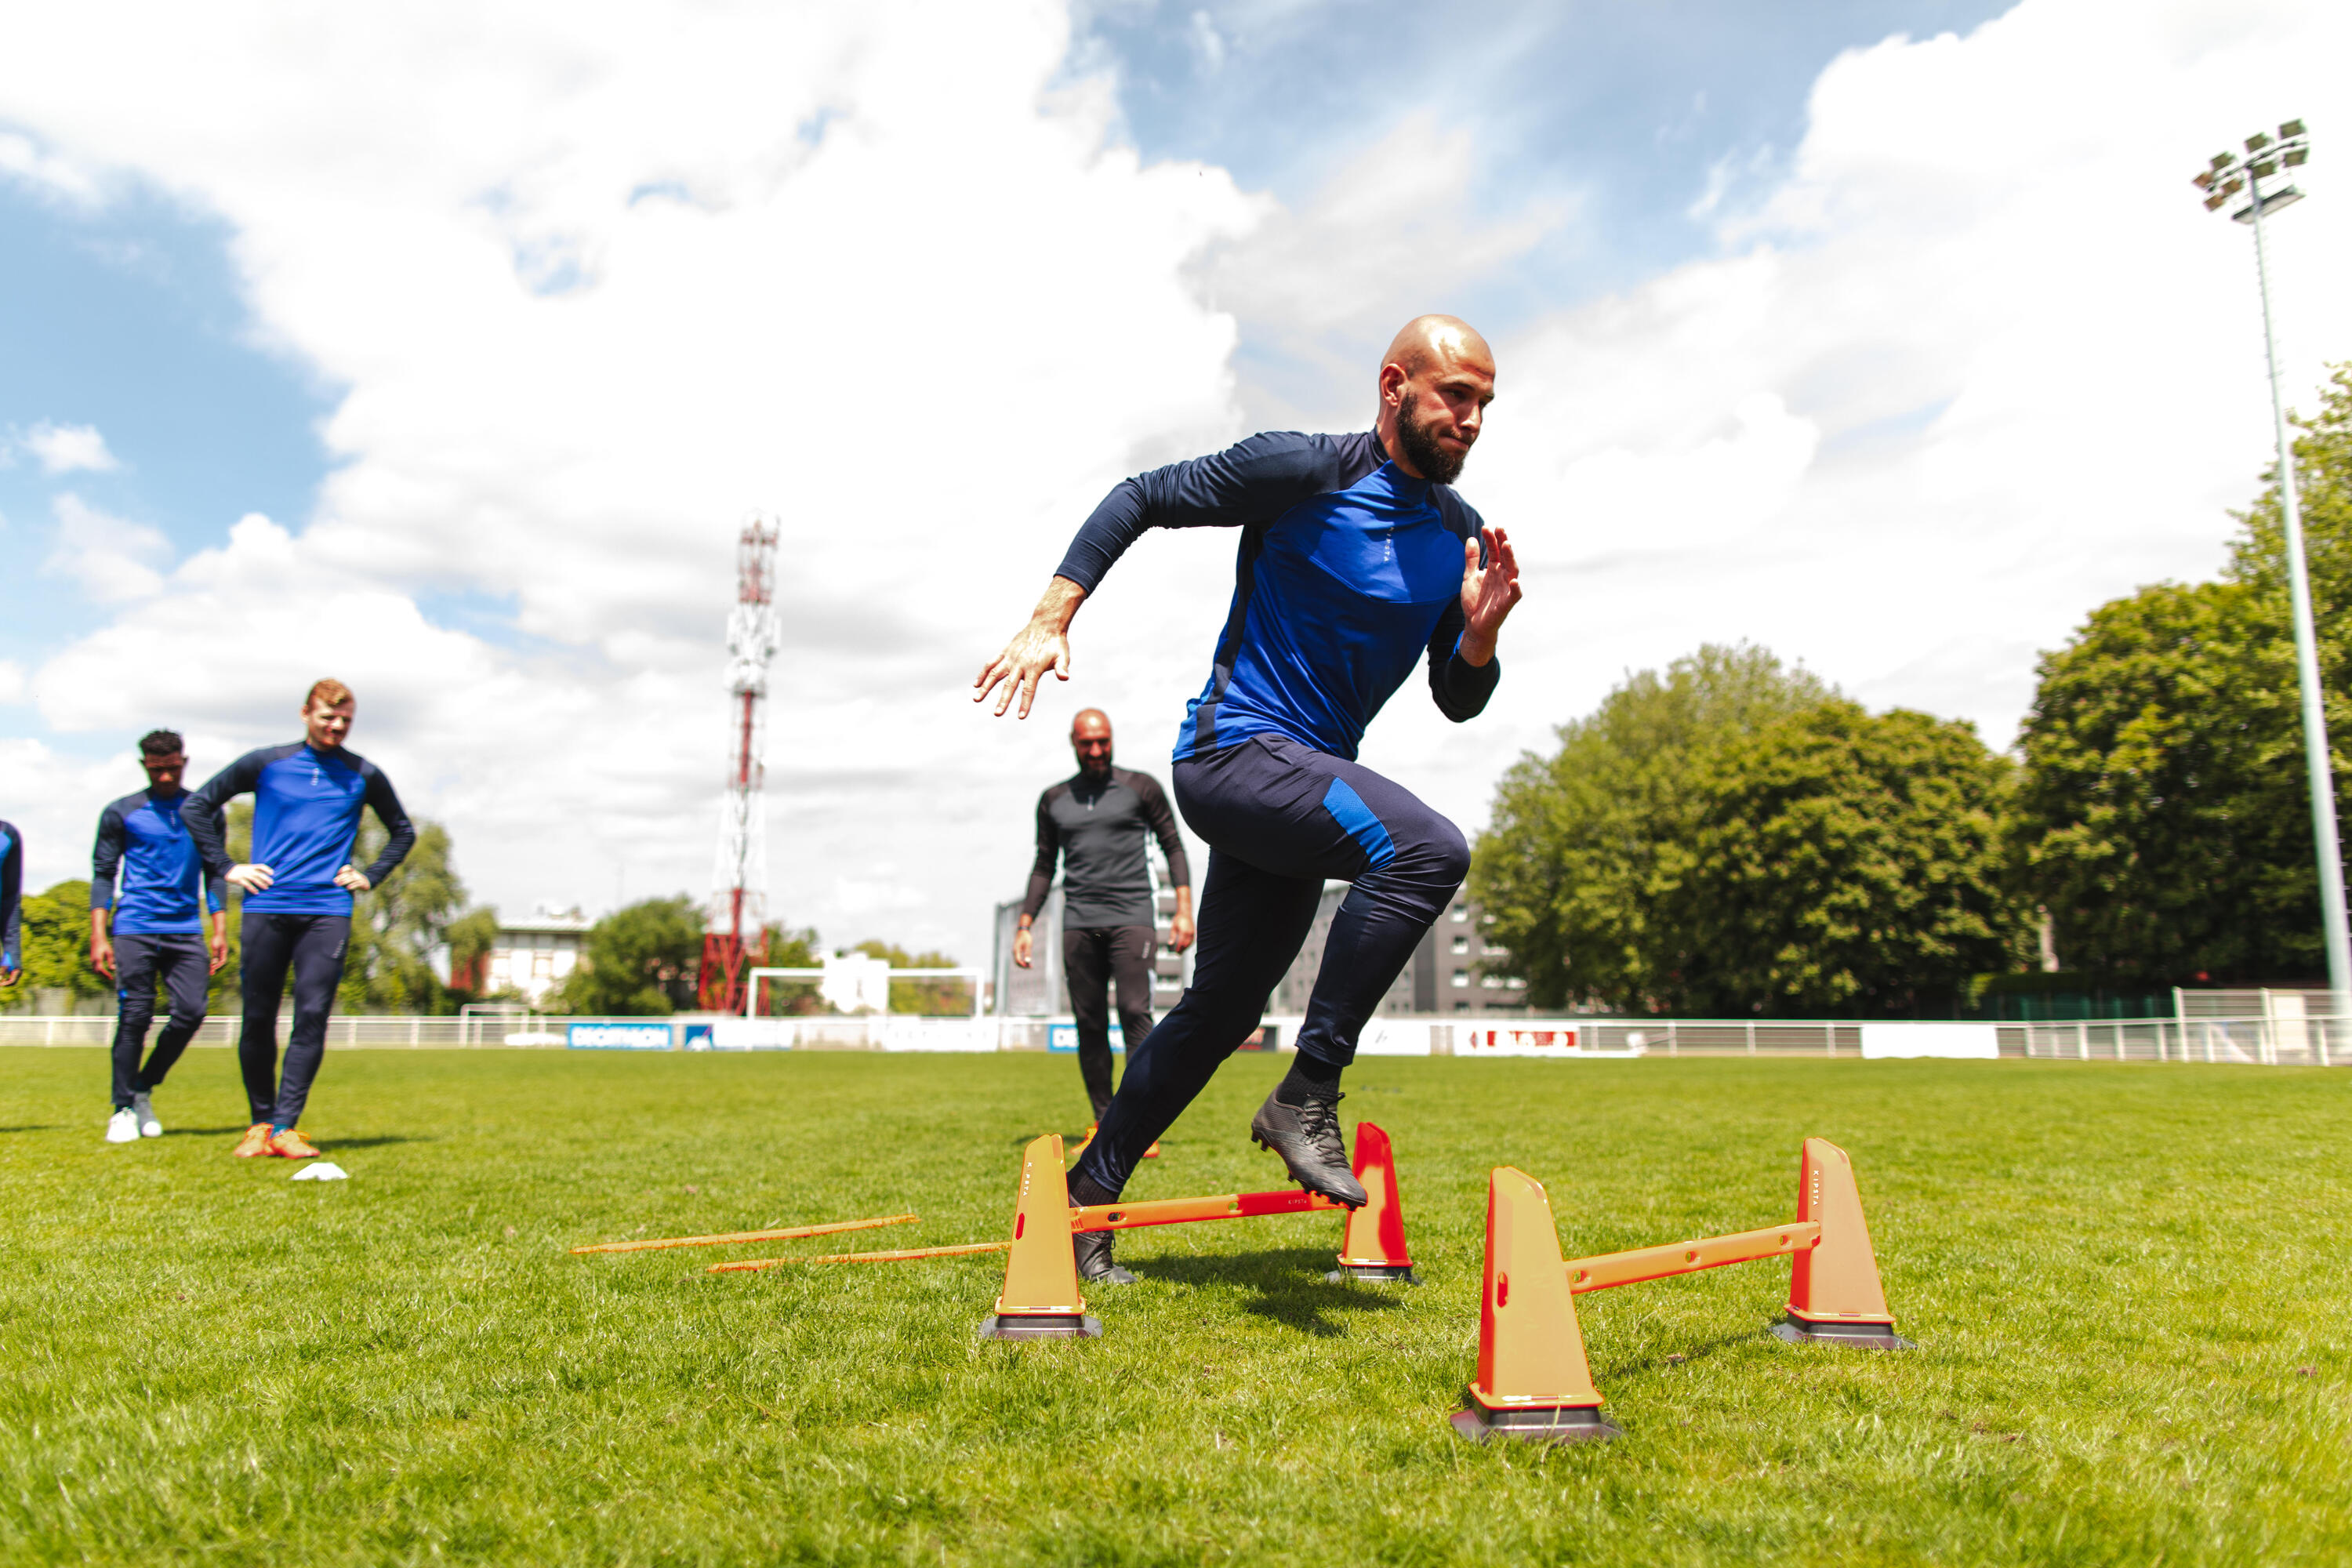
[0, 1011, 2341, 1064]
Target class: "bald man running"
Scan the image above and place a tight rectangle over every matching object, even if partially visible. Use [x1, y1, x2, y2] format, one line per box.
[976, 315, 1523, 1283]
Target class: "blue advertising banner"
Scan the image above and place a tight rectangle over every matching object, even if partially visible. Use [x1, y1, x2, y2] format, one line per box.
[682, 1024, 713, 1051]
[568, 1022, 674, 1051]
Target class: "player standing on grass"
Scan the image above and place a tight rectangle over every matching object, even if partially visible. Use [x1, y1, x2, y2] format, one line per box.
[0, 814, 21, 995]
[975, 315, 1523, 1282]
[183, 680, 415, 1160]
[92, 729, 228, 1144]
[1013, 708, 1195, 1138]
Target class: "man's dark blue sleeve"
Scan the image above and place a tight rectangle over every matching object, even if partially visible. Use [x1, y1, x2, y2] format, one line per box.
[1425, 500, 1500, 722]
[1131, 772, 1191, 891]
[1053, 432, 1349, 591]
[183, 750, 269, 878]
[0, 822, 22, 971]
[360, 766, 416, 884]
[1020, 790, 1060, 922]
[90, 804, 126, 912]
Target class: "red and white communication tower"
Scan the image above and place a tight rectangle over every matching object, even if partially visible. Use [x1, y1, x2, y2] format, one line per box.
[696, 517, 782, 1013]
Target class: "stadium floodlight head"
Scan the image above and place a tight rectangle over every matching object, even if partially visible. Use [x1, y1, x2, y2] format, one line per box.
[2187, 117, 2349, 1018]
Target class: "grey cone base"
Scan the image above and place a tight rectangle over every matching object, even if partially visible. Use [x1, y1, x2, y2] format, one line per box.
[1326, 1264, 1420, 1284]
[975, 1313, 1102, 1341]
[1450, 1403, 1621, 1445]
[1772, 1319, 1915, 1351]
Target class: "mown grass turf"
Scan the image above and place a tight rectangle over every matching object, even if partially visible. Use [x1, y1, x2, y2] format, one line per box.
[2, 1044, 2347, 1566]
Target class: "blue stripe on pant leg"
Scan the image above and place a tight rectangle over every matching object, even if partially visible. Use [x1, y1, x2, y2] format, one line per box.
[1319, 777, 1396, 870]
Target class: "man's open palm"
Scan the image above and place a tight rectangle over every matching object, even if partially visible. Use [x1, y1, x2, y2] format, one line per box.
[1460, 525, 1522, 648]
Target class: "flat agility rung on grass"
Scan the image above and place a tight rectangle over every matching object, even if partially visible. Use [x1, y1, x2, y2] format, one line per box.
[707, 1240, 1014, 1272]
[569, 1212, 918, 1254]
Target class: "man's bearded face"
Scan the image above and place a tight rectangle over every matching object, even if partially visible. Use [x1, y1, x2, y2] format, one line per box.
[1396, 388, 1468, 485]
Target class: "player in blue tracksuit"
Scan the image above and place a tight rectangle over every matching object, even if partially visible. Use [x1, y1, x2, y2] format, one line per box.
[0, 815, 22, 992]
[91, 729, 229, 1142]
[184, 679, 415, 1158]
[976, 315, 1523, 1282]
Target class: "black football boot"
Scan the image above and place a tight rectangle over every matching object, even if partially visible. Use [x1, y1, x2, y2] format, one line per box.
[1069, 1196, 1137, 1285]
[1249, 1086, 1367, 1208]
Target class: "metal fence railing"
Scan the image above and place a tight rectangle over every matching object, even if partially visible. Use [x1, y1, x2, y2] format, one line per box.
[1, 1011, 2339, 1064]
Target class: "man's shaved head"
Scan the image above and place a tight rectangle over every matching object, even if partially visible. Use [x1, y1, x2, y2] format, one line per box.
[1071, 707, 1114, 778]
[1382, 314, 1492, 380]
[1376, 315, 1495, 485]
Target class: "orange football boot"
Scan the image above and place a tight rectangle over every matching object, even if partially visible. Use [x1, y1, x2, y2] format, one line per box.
[233, 1123, 274, 1158]
[268, 1127, 322, 1159]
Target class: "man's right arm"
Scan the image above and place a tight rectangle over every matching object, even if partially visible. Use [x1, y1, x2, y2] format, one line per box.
[89, 804, 125, 977]
[182, 751, 265, 879]
[974, 433, 1344, 720]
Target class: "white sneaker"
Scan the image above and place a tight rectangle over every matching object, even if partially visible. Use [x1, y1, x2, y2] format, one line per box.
[132, 1091, 162, 1138]
[106, 1108, 141, 1144]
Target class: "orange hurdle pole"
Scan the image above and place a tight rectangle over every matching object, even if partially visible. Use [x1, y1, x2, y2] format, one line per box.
[710, 1240, 1011, 1272]
[1069, 1189, 1344, 1232]
[1566, 1222, 1821, 1293]
[570, 1213, 919, 1255]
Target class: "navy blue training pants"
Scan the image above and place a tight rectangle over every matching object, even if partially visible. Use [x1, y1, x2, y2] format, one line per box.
[238, 912, 351, 1127]
[111, 932, 209, 1109]
[1072, 735, 1468, 1198]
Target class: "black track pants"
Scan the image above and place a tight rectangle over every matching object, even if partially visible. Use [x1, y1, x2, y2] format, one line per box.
[1062, 924, 1156, 1121]
[111, 932, 210, 1109]
[238, 912, 351, 1127]
[1073, 735, 1467, 1198]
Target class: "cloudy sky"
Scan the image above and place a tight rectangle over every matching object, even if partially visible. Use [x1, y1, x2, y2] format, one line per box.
[2, 0, 2346, 967]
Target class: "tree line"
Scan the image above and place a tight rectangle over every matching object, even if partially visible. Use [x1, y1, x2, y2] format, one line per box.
[1472, 365, 2352, 1017]
[7, 798, 953, 1018]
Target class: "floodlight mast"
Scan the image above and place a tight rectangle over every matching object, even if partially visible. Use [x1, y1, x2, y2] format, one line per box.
[2191, 120, 2349, 1013]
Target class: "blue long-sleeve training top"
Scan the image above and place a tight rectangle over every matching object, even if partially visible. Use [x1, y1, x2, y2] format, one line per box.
[1055, 430, 1501, 764]
[183, 742, 416, 917]
[0, 818, 20, 971]
[93, 786, 226, 935]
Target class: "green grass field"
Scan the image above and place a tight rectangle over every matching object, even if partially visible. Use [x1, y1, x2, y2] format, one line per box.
[3, 1045, 2347, 1566]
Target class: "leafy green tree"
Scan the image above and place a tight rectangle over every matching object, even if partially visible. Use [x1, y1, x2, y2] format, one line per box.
[5, 881, 110, 1011]
[445, 907, 506, 1004]
[339, 818, 470, 1014]
[550, 896, 704, 1015]
[1469, 644, 1832, 1010]
[1669, 702, 2025, 1015]
[2015, 364, 2352, 983]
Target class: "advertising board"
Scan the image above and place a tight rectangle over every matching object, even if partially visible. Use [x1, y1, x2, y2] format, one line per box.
[566, 1022, 674, 1051]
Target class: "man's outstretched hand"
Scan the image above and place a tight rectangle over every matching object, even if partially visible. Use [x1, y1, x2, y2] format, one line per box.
[975, 577, 1088, 720]
[1457, 525, 1522, 666]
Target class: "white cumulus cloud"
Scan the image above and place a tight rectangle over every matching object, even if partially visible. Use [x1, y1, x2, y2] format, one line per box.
[16, 421, 118, 474]
[42, 494, 172, 604]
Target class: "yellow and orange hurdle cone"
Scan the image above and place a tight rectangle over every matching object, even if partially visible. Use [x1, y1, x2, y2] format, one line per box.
[1453, 1137, 1911, 1444]
[979, 1120, 1417, 1338]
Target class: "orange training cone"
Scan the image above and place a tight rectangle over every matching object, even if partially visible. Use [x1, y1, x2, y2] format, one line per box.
[977, 1133, 1101, 1341]
[1450, 1167, 1618, 1443]
[1330, 1120, 1417, 1283]
[1775, 1137, 1912, 1350]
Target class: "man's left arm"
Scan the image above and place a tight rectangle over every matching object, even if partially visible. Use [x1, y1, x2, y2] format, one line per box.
[1131, 773, 1195, 952]
[0, 824, 22, 980]
[343, 767, 417, 891]
[1426, 517, 1521, 721]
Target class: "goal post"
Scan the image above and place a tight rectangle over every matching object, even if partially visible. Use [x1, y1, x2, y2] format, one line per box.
[744, 965, 988, 1020]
